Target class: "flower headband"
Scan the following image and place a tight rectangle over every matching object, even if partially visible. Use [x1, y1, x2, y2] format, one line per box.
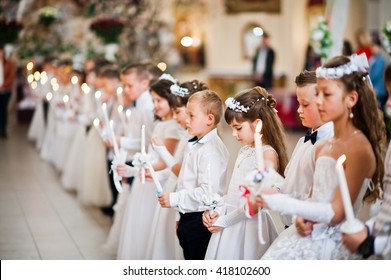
[170, 84, 189, 97]
[159, 73, 177, 84]
[315, 53, 369, 79]
[225, 97, 249, 113]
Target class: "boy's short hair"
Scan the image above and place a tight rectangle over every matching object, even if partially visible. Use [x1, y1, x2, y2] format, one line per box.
[385, 63, 391, 85]
[294, 70, 316, 87]
[121, 61, 162, 83]
[188, 90, 223, 125]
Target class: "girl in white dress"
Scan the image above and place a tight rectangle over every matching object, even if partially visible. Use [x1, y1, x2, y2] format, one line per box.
[117, 77, 182, 259]
[257, 54, 386, 259]
[147, 80, 209, 259]
[204, 87, 289, 259]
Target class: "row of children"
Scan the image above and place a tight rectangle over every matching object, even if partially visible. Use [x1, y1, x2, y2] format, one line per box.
[27, 52, 391, 259]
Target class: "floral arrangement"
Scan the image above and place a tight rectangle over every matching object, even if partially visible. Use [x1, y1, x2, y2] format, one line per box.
[310, 17, 333, 59]
[381, 21, 391, 56]
[0, 19, 23, 43]
[38, 6, 58, 26]
[90, 18, 124, 44]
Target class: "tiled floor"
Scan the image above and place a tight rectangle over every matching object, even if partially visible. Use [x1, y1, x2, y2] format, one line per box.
[0, 116, 303, 260]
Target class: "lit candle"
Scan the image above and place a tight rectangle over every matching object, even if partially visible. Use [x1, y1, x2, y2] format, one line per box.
[116, 86, 123, 106]
[125, 109, 132, 123]
[117, 105, 126, 129]
[93, 118, 102, 136]
[63, 95, 70, 111]
[254, 120, 265, 171]
[109, 120, 120, 157]
[336, 155, 365, 233]
[95, 91, 102, 113]
[101, 103, 110, 127]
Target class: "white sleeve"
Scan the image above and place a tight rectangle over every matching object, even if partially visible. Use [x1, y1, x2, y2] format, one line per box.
[120, 136, 141, 151]
[212, 206, 247, 228]
[262, 193, 335, 224]
[175, 152, 226, 213]
[374, 235, 391, 256]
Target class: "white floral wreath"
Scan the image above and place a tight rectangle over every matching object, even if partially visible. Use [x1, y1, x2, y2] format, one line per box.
[170, 84, 189, 97]
[316, 53, 369, 79]
[159, 73, 177, 84]
[225, 97, 249, 113]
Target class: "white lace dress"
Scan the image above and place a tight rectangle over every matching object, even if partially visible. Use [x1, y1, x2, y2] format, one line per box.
[262, 156, 370, 260]
[205, 145, 279, 260]
[117, 119, 182, 260]
[28, 100, 45, 150]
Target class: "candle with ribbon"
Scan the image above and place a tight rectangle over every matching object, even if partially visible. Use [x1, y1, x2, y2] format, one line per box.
[336, 155, 365, 234]
[254, 120, 265, 171]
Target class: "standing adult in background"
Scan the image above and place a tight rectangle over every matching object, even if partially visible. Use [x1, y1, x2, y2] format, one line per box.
[252, 32, 275, 90]
[0, 44, 16, 139]
[369, 38, 387, 110]
[355, 29, 372, 60]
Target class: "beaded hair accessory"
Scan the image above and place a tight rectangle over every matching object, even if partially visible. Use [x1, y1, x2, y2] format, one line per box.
[315, 53, 369, 79]
[225, 97, 250, 113]
[170, 84, 189, 97]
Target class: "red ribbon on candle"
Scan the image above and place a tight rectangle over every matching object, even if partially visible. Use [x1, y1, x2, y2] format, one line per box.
[239, 185, 255, 217]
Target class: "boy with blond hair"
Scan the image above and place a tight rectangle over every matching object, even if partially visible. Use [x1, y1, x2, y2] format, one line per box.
[158, 90, 229, 260]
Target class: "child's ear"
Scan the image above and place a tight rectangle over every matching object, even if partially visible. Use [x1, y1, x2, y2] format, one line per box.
[346, 90, 358, 108]
[207, 113, 215, 126]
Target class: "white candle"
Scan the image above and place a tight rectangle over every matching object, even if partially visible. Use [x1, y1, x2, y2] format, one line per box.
[336, 155, 355, 222]
[141, 124, 146, 155]
[254, 120, 265, 171]
[146, 161, 163, 193]
[93, 118, 102, 136]
[95, 91, 102, 113]
[117, 105, 126, 129]
[63, 94, 70, 111]
[125, 109, 132, 123]
[207, 163, 212, 194]
[116, 87, 123, 106]
[109, 120, 120, 157]
[101, 103, 110, 127]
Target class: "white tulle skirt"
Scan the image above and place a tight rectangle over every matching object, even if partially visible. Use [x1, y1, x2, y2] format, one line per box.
[117, 170, 169, 260]
[40, 107, 56, 163]
[102, 182, 132, 257]
[146, 174, 184, 260]
[78, 128, 112, 207]
[27, 101, 46, 150]
[61, 124, 87, 191]
[52, 120, 78, 172]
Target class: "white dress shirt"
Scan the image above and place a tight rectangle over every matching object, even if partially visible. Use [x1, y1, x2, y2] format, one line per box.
[280, 121, 334, 226]
[119, 90, 155, 159]
[169, 128, 229, 214]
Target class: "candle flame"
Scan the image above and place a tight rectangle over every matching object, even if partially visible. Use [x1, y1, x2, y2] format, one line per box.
[26, 62, 34, 71]
[46, 92, 53, 101]
[116, 87, 123, 95]
[102, 102, 107, 110]
[117, 105, 123, 113]
[110, 119, 114, 127]
[71, 76, 78, 85]
[255, 120, 263, 133]
[126, 109, 131, 117]
[63, 95, 69, 103]
[93, 118, 100, 127]
[337, 154, 346, 166]
[95, 90, 102, 99]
